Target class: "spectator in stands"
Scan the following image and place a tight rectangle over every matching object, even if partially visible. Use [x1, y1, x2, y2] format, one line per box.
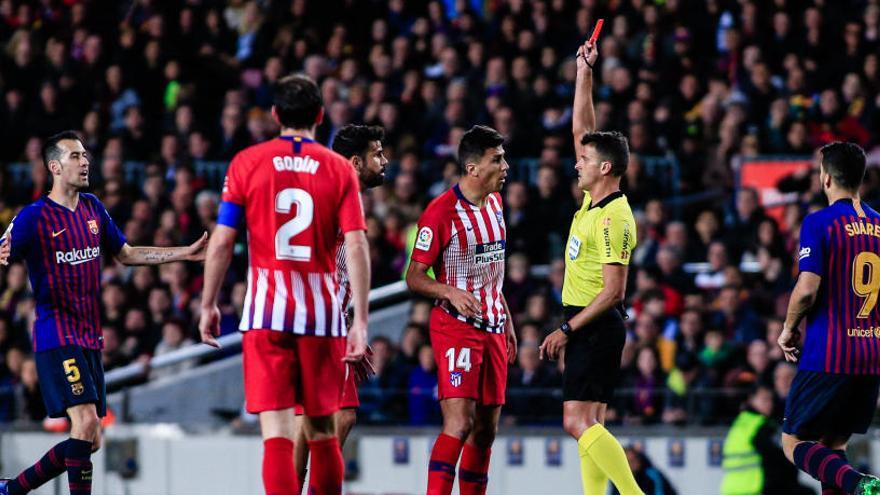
[13, 357, 45, 422]
[622, 347, 666, 425]
[150, 319, 196, 380]
[506, 342, 560, 425]
[407, 344, 440, 426]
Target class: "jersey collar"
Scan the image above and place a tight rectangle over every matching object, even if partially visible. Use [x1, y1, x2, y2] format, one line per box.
[588, 190, 624, 210]
[453, 184, 479, 208]
[278, 136, 315, 143]
[279, 135, 315, 154]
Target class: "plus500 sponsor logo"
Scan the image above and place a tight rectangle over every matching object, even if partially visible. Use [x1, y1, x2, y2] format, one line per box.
[474, 240, 505, 265]
[56, 246, 100, 265]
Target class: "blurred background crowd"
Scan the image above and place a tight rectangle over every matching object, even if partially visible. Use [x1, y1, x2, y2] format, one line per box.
[1, 0, 879, 429]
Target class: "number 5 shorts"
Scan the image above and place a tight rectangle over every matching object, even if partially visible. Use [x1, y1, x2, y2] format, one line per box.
[430, 306, 507, 406]
[242, 329, 347, 417]
[36, 345, 106, 418]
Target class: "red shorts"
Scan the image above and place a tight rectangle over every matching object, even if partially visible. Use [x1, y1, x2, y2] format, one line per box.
[340, 363, 360, 409]
[242, 330, 346, 417]
[292, 364, 359, 415]
[430, 307, 507, 406]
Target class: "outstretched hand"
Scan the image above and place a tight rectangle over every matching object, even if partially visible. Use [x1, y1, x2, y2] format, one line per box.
[187, 232, 209, 261]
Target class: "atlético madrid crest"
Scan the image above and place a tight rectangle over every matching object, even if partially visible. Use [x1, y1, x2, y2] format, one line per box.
[87, 219, 99, 235]
[450, 372, 462, 388]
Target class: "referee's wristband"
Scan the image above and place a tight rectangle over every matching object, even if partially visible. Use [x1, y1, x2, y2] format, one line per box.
[560, 321, 574, 335]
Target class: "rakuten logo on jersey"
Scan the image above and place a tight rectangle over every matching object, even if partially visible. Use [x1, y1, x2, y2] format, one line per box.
[56, 246, 100, 266]
[273, 155, 320, 174]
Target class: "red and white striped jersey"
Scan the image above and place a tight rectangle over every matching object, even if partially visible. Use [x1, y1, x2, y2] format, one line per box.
[335, 234, 352, 316]
[410, 184, 507, 333]
[222, 136, 366, 337]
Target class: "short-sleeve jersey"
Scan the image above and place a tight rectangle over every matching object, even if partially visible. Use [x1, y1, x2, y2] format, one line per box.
[222, 136, 366, 337]
[562, 191, 637, 308]
[1, 194, 127, 352]
[410, 185, 507, 333]
[797, 198, 880, 375]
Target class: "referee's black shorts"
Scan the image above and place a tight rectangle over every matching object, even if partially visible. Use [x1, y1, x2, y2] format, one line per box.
[561, 305, 626, 403]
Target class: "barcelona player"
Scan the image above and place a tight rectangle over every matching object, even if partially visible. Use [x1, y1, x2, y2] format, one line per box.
[778, 142, 880, 495]
[0, 131, 207, 495]
[199, 74, 370, 495]
[407, 125, 517, 495]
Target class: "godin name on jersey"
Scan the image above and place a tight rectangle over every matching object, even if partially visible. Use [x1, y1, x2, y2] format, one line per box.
[273, 155, 320, 174]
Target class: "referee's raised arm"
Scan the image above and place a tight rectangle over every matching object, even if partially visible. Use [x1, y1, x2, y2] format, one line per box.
[572, 40, 599, 156]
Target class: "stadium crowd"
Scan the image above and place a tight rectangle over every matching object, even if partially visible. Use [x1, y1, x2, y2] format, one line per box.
[1, 0, 880, 428]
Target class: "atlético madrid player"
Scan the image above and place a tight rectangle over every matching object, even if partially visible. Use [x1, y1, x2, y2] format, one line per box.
[199, 74, 370, 495]
[406, 125, 518, 495]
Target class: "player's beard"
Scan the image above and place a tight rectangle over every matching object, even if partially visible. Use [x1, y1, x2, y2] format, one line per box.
[363, 171, 384, 189]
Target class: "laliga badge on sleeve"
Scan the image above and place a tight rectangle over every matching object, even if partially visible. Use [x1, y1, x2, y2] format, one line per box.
[668, 439, 685, 468]
[545, 437, 562, 467]
[507, 437, 524, 466]
[415, 226, 433, 251]
[392, 437, 409, 465]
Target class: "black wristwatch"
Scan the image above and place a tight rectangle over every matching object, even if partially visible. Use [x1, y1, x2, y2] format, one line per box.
[560, 321, 573, 335]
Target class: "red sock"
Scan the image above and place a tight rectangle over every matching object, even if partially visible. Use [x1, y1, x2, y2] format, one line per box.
[307, 437, 344, 495]
[263, 437, 299, 495]
[459, 443, 491, 495]
[427, 434, 464, 495]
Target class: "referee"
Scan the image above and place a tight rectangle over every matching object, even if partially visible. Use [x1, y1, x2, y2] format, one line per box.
[539, 39, 642, 495]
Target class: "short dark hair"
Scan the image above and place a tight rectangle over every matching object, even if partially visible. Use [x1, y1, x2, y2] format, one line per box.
[273, 74, 323, 129]
[332, 124, 385, 159]
[581, 131, 630, 177]
[458, 125, 504, 172]
[820, 141, 866, 191]
[42, 130, 83, 171]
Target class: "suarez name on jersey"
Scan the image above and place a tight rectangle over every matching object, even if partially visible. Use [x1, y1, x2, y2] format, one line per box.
[222, 136, 366, 337]
[798, 198, 880, 375]
[1, 194, 126, 352]
[411, 184, 507, 333]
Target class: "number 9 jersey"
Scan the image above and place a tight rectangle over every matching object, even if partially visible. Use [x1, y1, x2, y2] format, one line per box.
[221, 136, 366, 337]
[798, 198, 880, 374]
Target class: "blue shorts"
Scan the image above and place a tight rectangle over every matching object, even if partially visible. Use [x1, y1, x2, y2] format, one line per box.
[35, 346, 106, 419]
[783, 369, 880, 438]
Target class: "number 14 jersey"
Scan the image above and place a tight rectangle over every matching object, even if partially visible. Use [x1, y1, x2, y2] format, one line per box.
[222, 136, 366, 337]
[798, 198, 880, 374]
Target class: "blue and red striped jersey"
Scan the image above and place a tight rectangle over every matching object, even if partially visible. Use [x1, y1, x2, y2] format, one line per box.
[798, 198, 880, 375]
[1, 194, 126, 352]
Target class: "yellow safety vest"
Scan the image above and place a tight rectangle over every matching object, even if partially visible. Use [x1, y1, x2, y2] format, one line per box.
[721, 410, 766, 495]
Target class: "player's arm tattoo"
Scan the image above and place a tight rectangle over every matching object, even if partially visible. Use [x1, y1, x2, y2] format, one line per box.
[117, 245, 188, 265]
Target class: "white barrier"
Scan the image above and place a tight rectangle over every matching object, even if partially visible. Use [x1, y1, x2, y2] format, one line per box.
[0, 428, 827, 495]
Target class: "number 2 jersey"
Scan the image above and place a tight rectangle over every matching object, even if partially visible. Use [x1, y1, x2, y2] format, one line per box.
[410, 185, 507, 333]
[1, 194, 127, 352]
[221, 136, 366, 337]
[798, 198, 880, 374]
